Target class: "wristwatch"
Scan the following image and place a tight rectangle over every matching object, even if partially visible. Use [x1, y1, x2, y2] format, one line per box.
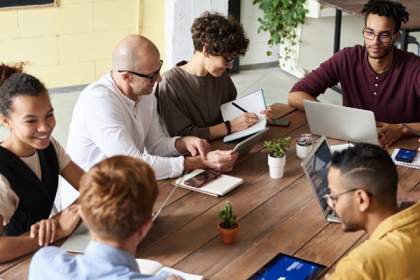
[225, 121, 231, 135]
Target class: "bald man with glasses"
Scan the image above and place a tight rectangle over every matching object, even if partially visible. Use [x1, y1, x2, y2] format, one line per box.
[61, 35, 237, 208]
[288, 0, 420, 148]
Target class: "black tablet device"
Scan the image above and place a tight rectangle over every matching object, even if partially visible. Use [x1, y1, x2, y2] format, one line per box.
[248, 253, 326, 280]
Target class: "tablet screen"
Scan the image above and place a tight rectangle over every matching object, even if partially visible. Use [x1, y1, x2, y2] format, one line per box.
[249, 253, 326, 280]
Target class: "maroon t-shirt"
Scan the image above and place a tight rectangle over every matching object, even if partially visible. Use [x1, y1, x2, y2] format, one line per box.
[290, 45, 420, 123]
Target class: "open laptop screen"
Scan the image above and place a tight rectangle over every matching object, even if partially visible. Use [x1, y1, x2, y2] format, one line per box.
[303, 138, 331, 211]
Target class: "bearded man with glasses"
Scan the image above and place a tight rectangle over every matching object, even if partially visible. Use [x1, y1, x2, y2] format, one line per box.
[288, 0, 420, 148]
[325, 143, 420, 279]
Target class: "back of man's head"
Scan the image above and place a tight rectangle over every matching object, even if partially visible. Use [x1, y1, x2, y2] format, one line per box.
[330, 143, 398, 207]
[361, 0, 409, 32]
[79, 156, 158, 241]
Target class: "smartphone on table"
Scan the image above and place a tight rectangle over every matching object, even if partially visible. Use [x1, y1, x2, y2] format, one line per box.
[395, 148, 417, 163]
[270, 118, 290, 127]
[183, 170, 220, 188]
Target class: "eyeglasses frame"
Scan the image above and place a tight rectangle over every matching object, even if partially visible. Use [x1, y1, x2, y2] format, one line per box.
[118, 59, 163, 81]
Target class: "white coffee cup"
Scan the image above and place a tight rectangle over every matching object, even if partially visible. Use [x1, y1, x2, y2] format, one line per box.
[296, 143, 313, 159]
[296, 133, 313, 159]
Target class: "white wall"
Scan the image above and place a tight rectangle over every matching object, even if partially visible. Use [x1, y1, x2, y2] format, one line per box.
[165, 0, 420, 70]
[165, 0, 228, 67]
[240, 0, 278, 66]
[299, 15, 364, 71]
[299, 13, 420, 72]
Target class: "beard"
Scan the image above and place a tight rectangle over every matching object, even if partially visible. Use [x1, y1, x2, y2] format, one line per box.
[365, 42, 394, 60]
[335, 208, 363, 232]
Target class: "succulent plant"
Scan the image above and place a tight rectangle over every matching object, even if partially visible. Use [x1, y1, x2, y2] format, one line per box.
[219, 201, 237, 229]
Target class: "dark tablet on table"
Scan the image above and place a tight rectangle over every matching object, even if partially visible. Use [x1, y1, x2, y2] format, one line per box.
[248, 253, 326, 280]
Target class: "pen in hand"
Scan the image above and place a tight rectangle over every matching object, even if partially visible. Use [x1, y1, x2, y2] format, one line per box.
[232, 102, 248, 113]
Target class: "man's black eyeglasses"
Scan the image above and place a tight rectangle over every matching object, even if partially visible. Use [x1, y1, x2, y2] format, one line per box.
[118, 60, 163, 81]
[362, 28, 396, 44]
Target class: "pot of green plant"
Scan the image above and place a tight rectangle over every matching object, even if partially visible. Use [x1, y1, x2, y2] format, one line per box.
[263, 137, 291, 179]
[218, 201, 239, 245]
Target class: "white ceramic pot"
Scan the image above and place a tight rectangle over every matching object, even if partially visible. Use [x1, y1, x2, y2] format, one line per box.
[268, 155, 286, 179]
[296, 143, 313, 159]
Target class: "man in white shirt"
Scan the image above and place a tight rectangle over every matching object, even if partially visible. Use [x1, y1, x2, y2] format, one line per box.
[61, 35, 237, 208]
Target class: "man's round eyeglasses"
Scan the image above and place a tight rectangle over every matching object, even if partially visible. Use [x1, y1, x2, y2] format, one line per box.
[362, 28, 396, 43]
[118, 60, 163, 81]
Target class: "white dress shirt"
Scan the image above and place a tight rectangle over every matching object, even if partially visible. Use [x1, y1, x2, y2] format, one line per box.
[61, 72, 184, 208]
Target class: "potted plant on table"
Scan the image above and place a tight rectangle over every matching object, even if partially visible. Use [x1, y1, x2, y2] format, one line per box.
[263, 136, 291, 179]
[218, 201, 239, 245]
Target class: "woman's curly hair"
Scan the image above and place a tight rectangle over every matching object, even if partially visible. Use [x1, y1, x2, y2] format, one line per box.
[191, 11, 249, 57]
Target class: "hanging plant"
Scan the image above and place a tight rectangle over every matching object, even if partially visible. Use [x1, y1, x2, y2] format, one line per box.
[253, 0, 307, 59]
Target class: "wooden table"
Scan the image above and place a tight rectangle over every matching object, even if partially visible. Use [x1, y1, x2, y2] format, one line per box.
[318, 0, 420, 52]
[1, 107, 419, 279]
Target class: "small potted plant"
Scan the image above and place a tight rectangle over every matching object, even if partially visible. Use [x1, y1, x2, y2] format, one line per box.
[263, 136, 291, 178]
[218, 201, 239, 245]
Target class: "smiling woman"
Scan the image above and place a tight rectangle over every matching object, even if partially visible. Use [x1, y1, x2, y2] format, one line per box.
[0, 63, 83, 262]
[0, 0, 55, 9]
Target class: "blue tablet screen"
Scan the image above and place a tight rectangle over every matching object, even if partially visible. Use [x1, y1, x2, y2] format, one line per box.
[249, 254, 325, 280]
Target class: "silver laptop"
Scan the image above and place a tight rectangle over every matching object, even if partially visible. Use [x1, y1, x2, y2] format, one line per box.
[304, 100, 379, 145]
[301, 136, 340, 223]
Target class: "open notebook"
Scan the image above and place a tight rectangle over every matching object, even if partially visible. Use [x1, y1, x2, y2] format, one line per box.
[221, 89, 267, 143]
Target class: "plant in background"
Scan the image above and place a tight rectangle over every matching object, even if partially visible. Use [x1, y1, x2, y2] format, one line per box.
[263, 136, 291, 158]
[219, 201, 237, 229]
[253, 0, 307, 59]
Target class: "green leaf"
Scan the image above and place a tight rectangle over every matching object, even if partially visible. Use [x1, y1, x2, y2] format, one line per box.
[253, 0, 307, 59]
[263, 137, 291, 158]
